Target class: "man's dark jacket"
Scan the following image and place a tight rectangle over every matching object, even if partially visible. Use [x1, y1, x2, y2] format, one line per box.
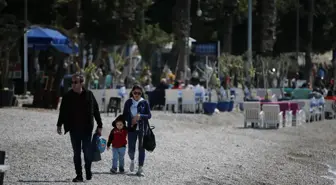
[57, 88, 103, 134]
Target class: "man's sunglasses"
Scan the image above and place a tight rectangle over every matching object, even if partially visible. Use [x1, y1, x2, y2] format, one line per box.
[133, 91, 142, 95]
[71, 81, 80, 84]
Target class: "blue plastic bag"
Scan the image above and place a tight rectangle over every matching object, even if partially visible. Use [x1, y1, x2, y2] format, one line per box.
[97, 136, 107, 153]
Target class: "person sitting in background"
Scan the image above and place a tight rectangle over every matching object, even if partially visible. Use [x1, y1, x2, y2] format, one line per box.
[149, 78, 168, 109]
[167, 75, 175, 89]
[115, 79, 126, 99]
[193, 80, 205, 100]
[321, 85, 328, 97]
[220, 81, 227, 100]
[172, 80, 182, 89]
[157, 78, 169, 90]
[144, 79, 152, 92]
[184, 80, 194, 89]
[243, 82, 251, 101]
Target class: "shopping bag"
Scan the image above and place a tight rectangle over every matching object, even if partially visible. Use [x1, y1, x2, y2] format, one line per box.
[97, 136, 107, 153]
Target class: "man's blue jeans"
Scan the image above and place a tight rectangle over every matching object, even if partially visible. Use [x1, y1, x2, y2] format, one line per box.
[112, 147, 126, 170]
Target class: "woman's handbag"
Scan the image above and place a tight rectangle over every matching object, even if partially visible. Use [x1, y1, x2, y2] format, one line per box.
[143, 124, 156, 152]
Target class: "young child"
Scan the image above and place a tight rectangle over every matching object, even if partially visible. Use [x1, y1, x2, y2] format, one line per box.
[107, 114, 135, 173]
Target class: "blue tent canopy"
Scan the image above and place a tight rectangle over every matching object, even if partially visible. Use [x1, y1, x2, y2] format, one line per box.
[27, 26, 78, 54]
[27, 27, 68, 44]
[51, 43, 79, 54]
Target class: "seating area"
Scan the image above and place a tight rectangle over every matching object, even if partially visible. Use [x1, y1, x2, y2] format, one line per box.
[90, 89, 130, 116]
[90, 88, 238, 115]
[161, 89, 237, 114]
[243, 88, 336, 129]
[90, 87, 336, 130]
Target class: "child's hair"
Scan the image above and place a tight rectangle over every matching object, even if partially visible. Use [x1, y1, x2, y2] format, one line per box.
[112, 114, 126, 128]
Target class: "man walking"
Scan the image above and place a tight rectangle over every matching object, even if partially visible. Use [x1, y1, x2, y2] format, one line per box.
[57, 73, 103, 182]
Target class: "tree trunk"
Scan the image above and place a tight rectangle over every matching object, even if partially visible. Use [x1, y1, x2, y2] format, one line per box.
[256, 0, 277, 54]
[0, 0, 7, 12]
[173, 0, 190, 81]
[219, 15, 233, 53]
[304, 0, 314, 88]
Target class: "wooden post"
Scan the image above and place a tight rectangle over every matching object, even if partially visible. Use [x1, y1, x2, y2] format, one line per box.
[0, 151, 5, 185]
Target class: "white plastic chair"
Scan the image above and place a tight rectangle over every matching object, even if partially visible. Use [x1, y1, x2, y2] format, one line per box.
[105, 89, 119, 99]
[288, 100, 306, 126]
[181, 90, 197, 113]
[325, 100, 336, 119]
[295, 99, 315, 122]
[315, 97, 325, 121]
[165, 89, 179, 113]
[256, 89, 267, 97]
[91, 89, 105, 112]
[121, 89, 132, 107]
[234, 88, 244, 111]
[271, 88, 283, 99]
[261, 104, 283, 129]
[243, 102, 263, 128]
[210, 90, 218, 103]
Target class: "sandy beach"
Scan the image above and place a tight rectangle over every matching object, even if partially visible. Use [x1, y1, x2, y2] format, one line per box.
[1, 107, 336, 185]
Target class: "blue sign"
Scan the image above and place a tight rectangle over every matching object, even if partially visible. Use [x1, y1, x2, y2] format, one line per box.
[192, 42, 218, 56]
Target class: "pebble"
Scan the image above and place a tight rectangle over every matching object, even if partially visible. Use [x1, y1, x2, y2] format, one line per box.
[0, 108, 335, 185]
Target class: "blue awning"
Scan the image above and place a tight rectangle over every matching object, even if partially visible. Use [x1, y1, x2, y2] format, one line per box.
[27, 26, 78, 54]
[27, 27, 68, 45]
[51, 43, 79, 54]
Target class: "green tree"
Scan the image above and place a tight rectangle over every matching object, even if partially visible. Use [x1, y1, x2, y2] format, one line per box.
[0, 5, 24, 88]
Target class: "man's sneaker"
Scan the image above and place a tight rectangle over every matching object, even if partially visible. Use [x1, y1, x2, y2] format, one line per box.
[119, 167, 125, 173]
[110, 168, 117, 174]
[130, 161, 135, 172]
[136, 166, 144, 176]
[72, 175, 84, 182]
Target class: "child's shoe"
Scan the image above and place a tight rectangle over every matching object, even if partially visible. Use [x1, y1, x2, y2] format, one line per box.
[110, 168, 117, 174]
[119, 167, 125, 173]
[136, 166, 144, 176]
[130, 160, 135, 172]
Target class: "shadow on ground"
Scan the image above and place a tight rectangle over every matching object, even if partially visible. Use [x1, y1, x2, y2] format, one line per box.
[18, 179, 70, 183]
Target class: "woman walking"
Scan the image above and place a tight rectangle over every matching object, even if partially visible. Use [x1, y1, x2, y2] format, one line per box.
[123, 84, 152, 176]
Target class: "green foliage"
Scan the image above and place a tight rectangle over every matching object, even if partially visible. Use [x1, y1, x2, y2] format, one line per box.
[55, 0, 72, 4]
[219, 54, 244, 74]
[0, 13, 23, 88]
[219, 54, 255, 85]
[0, 14, 22, 47]
[84, 63, 97, 88]
[210, 74, 220, 88]
[136, 24, 173, 48]
[111, 51, 127, 72]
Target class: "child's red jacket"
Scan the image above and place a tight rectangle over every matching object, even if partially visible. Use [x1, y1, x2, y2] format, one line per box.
[107, 127, 135, 148]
